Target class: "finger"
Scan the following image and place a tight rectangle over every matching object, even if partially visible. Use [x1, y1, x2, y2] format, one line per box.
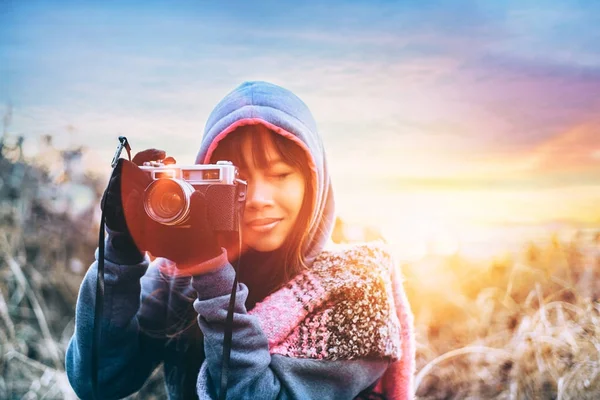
[163, 156, 177, 165]
[132, 148, 167, 166]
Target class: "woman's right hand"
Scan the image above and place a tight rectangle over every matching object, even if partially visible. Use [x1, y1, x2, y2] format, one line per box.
[102, 148, 221, 269]
[101, 149, 168, 255]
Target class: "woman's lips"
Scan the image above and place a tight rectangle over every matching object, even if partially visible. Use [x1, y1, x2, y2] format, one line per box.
[246, 218, 282, 233]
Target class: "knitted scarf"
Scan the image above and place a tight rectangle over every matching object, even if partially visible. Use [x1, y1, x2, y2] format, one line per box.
[249, 242, 416, 400]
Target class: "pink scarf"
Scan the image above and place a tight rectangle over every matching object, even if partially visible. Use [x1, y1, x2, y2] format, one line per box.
[249, 242, 416, 399]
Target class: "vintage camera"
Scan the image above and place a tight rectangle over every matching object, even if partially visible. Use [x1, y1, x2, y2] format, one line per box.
[139, 160, 246, 231]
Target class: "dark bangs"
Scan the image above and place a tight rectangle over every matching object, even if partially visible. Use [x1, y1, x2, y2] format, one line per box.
[209, 124, 309, 176]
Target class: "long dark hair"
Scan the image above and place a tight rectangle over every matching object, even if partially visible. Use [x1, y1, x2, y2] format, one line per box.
[209, 124, 315, 292]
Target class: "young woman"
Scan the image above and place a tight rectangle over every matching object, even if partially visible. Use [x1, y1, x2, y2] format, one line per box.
[66, 81, 415, 399]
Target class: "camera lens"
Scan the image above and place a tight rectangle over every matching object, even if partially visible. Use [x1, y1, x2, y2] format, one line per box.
[143, 179, 193, 225]
[156, 192, 183, 218]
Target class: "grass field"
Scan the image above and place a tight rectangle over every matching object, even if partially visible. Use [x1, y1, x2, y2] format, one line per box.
[1, 152, 599, 399]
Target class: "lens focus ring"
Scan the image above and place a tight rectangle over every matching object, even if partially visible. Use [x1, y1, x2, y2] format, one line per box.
[143, 179, 194, 225]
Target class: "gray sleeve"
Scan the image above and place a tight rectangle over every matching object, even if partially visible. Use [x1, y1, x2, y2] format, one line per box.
[65, 231, 170, 400]
[192, 264, 389, 399]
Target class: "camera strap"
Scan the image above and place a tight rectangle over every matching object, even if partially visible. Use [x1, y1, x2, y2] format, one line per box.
[219, 258, 239, 400]
[93, 137, 131, 400]
[219, 182, 246, 400]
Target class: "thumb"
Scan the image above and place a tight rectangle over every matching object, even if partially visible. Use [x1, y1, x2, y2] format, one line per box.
[132, 148, 167, 166]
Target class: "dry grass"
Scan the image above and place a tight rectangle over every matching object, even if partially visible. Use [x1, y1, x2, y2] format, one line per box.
[1, 141, 599, 399]
[406, 233, 600, 399]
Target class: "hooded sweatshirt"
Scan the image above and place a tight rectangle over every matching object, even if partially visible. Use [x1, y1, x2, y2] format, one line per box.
[65, 81, 414, 400]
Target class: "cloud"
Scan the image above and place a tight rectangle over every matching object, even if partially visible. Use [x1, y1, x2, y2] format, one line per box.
[530, 122, 600, 172]
[446, 54, 600, 152]
[5, 0, 600, 197]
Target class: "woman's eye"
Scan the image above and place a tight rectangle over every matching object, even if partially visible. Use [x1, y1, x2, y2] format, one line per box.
[273, 172, 291, 180]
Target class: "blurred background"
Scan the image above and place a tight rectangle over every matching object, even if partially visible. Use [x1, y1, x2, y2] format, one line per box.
[1, 0, 599, 398]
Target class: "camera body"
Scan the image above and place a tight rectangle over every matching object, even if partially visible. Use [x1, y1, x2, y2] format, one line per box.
[139, 160, 246, 232]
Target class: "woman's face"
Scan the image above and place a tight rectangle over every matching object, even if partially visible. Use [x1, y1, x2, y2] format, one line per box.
[238, 134, 306, 252]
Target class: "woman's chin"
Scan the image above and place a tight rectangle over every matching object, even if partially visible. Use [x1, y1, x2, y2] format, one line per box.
[243, 235, 285, 253]
[247, 242, 283, 253]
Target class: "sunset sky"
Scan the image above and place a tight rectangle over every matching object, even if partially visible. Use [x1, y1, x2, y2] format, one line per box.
[2, 0, 599, 259]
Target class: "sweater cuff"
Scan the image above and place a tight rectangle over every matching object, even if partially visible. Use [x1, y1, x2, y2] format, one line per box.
[191, 262, 237, 300]
[104, 227, 145, 265]
[94, 247, 148, 285]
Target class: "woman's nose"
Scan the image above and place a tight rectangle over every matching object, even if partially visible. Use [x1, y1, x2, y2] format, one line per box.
[245, 180, 275, 209]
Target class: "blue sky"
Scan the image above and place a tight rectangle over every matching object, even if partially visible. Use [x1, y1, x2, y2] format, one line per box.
[2, 0, 600, 248]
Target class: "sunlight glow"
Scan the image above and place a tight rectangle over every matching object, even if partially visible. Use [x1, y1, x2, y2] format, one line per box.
[381, 216, 460, 262]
